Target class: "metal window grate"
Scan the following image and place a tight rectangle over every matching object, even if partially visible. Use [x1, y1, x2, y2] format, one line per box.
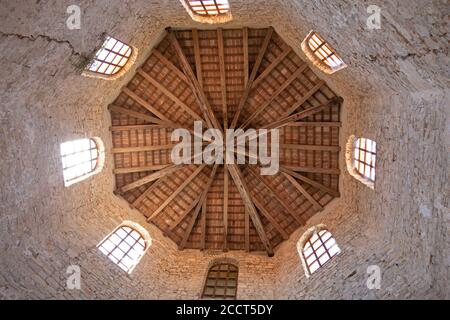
[307, 32, 345, 69]
[60, 138, 98, 184]
[98, 226, 146, 273]
[86, 36, 133, 76]
[187, 0, 230, 16]
[302, 229, 340, 275]
[354, 137, 376, 182]
[202, 263, 238, 299]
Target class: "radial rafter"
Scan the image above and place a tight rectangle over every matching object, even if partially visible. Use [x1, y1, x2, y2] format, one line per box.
[109, 27, 342, 256]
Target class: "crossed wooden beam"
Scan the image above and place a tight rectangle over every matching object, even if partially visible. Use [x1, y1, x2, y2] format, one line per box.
[108, 27, 342, 256]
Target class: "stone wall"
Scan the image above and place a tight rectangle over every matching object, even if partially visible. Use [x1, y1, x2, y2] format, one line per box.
[0, 0, 447, 299]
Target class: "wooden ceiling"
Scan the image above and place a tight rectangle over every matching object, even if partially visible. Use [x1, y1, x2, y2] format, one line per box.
[109, 27, 342, 257]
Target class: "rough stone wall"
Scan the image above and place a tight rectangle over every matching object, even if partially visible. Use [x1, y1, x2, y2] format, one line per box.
[0, 0, 280, 300]
[0, 0, 448, 299]
[271, 0, 449, 299]
[272, 92, 448, 299]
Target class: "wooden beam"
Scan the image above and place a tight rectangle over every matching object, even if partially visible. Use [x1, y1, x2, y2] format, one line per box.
[282, 165, 340, 175]
[192, 28, 203, 88]
[265, 97, 343, 129]
[223, 166, 229, 251]
[132, 177, 165, 207]
[252, 47, 291, 89]
[280, 144, 341, 152]
[244, 207, 250, 252]
[226, 164, 274, 256]
[108, 105, 164, 125]
[108, 105, 196, 136]
[169, 191, 203, 231]
[167, 28, 222, 131]
[120, 164, 184, 193]
[282, 172, 323, 211]
[137, 68, 204, 122]
[152, 50, 188, 83]
[243, 27, 249, 86]
[179, 164, 218, 250]
[247, 166, 304, 225]
[282, 80, 325, 117]
[122, 87, 169, 122]
[252, 196, 289, 240]
[168, 163, 217, 230]
[113, 165, 170, 174]
[286, 121, 342, 127]
[280, 167, 340, 197]
[200, 198, 207, 250]
[230, 27, 273, 129]
[148, 164, 207, 221]
[218, 28, 228, 129]
[109, 124, 164, 131]
[241, 63, 308, 129]
[112, 144, 175, 154]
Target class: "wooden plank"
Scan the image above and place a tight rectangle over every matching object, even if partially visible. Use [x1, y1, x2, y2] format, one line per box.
[280, 144, 341, 152]
[282, 80, 325, 117]
[132, 178, 165, 207]
[109, 124, 163, 131]
[179, 164, 218, 249]
[122, 87, 170, 122]
[108, 104, 163, 124]
[169, 185, 204, 230]
[247, 166, 304, 225]
[252, 47, 291, 88]
[265, 97, 343, 129]
[282, 165, 340, 175]
[113, 165, 169, 174]
[241, 63, 308, 129]
[109, 104, 188, 133]
[223, 166, 229, 251]
[137, 68, 204, 121]
[226, 164, 274, 256]
[148, 164, 207, 221]
[280, 167, 340, 197]
[252, 196, 289, 240]
[112, 144, 175, 154]
[200, 198, 207, 250]
[244, 207, 250, 252]
[152, 49, 188, 83]
[167, 28, 222, 131]
[282, 172, 323, 211]
[243, 27, 249, 86]
[120, 164, 184, 193]
[286, 121, 341, 127]
[217, 28, 228, 129]
[230, 27, 273, 129]
[192, 28, 203, 88]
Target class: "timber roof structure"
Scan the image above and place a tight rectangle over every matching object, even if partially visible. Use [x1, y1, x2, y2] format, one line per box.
[109, 27, 342, 256]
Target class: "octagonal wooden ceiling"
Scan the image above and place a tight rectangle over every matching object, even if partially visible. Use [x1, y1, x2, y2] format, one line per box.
[109, 27, 342, 256]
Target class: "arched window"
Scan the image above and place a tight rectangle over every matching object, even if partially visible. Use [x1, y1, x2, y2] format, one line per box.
[97, 221, 151, 274]
[301, 31, 347, 74]
[60, 137, 104, 187]
[180, 0, 232, 24]
[83, 35, 137, 80]
[345, 135, 376, 189]
[202, 262, 238, 299]
[298, 225, 340, 277]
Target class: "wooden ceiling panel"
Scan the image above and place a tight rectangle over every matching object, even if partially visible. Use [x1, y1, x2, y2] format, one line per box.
[109, 27, 343, 256]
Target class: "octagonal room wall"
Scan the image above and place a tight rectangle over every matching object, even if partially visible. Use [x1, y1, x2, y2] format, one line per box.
[0, 0, 447, 299]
